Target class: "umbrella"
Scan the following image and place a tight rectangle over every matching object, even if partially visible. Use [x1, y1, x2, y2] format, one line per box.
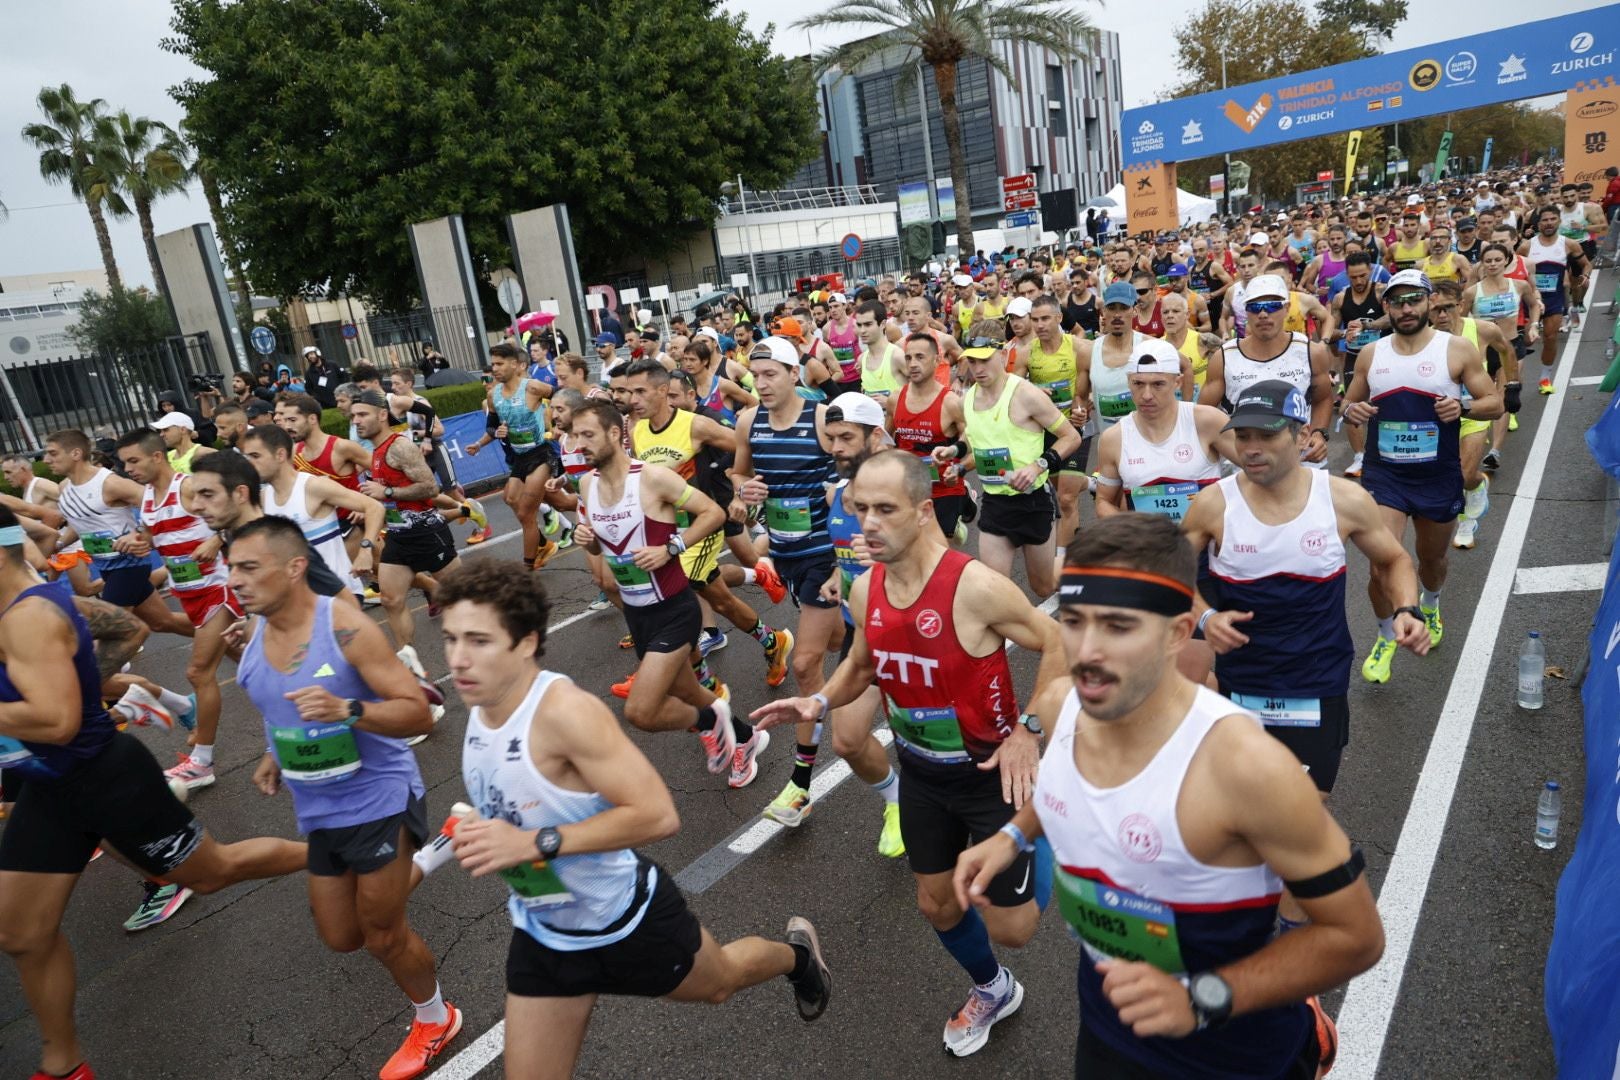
[1086, 195, 1118, 208]
[425, 368, 483, 388]
[516, 311, 557, 335]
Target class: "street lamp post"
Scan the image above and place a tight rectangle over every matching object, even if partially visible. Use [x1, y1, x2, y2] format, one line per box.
[1217, 0, 1259, 218]
[734, 175, 760, 293]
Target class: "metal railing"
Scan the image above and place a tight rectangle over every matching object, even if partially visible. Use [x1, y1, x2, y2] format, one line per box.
[718, 184, 885, 214]
[246, 305, 498, 378]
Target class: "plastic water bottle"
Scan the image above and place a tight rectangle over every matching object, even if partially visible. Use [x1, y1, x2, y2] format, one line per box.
[1517, 631, 1545, 710]
[1535, 782, 1562, 849]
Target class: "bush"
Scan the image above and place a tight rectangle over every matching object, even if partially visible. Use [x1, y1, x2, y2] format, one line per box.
[68, 286, 178, 354]
[318, 380, 489, 437]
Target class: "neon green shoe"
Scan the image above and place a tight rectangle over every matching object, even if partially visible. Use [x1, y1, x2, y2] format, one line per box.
[764, 780, 813, 826]
[1361, 636, 1395, 684]
[1421, 603, 1443, 648]
[877, 802, 905, 858]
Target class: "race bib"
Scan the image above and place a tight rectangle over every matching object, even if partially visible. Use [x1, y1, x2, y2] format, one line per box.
[1057, 870, 1185, 974]
[165, 556, 203, 585]
[1130, 481, 1199, 524]
[973, 446, 1014, 484]
[886, 703, 970, 764]
[508, 428, 537, 447]
[271, 721, 362, 784]
[765, 497, 812, 542]
[1231, 692, 1322, 728]
[606, 552, 654, 600]
[1039, 379, 1074, 408]
[1534, 272, 1560, 293]
[1099, 391, 1135, 419]
[501, 858, 577, 910]
[1350, 328, 1380, 349]
[1376, 420, 1438, 463]
[81, 531, 117, 557]
[0, 734, 34, 768]
[833, 346, 858, 382]
[384, 501, 405, 527]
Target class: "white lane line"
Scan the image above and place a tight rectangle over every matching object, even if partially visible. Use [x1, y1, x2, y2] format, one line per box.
[1569, 375, 1605, 388]
[1334, 276, 1596, 1078]
[1513, 562, 1611, 595]
[432, 589, 1060, 1076]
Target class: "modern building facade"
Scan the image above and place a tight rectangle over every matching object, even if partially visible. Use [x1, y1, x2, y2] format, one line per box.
[808, 31, 1124, 236]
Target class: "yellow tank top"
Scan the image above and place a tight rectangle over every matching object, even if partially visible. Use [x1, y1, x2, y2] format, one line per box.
[1174, 332, 1206, 389]
[977, 297, 1008, 320]
[632, 408, 696, 480]
[964, 375, 1047, 495]
[167, 444, 202, 475]
[860, 341, 902, 398]
[956, 301, 975, 337]
[1421, 255, 1460, 284]
[1283, 293, 1307, 333]
[1392, 239, 1427, 270]
[1025, 335, 1078, 409]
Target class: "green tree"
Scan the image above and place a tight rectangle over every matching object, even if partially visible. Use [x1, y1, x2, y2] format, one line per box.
[797, 0, 1095, 256]
[109, 112, 192, 301]
[68, 286, 178, 354]
[166, 0, 816, 312]
[20, 84, 129, 291]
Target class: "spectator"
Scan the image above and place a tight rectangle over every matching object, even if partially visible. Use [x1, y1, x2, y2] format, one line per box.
[597, 305, 625, 345]
[419, 342, 450, 379]
[1604, 166, 1620, 237]
[302, 346, 345, 410]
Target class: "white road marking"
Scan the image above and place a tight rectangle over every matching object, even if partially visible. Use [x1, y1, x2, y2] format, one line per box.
[1513, 562, 1611, 595]
[1334, 276, 1596, 1078]
[1569, 375, 1605, 387]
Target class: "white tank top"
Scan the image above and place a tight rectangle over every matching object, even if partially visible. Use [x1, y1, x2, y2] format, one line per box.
[57, 468, 140, 564]
[1117, 402, 1222, 496]
[1090, 332, 1140, 432]
[461, 670, 649, 951]
[1220, 332, 1312, 407]
[262, 472, 354, 585]
[1035, 683, 1282, 971]
[1364, 329, 1460, 403]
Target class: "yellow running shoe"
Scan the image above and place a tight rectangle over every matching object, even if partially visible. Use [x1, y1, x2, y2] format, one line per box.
[764, 780, 813, 826]
[1508, 413, 1519, 431]
[765, 627, 795, 688]
[877, 802, 905, 858]
[1361, 636, 1395, 684]
[1421, 603, 1443, 648]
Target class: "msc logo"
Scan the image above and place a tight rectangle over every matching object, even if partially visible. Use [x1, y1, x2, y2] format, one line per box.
[1223, 92, 1272, 133]
[1577, 99, 1618, 120]
[1445, 51, 1477, 83]
[1589, 132, 1610, 156]
[1409, 59, 1442, 91]
[1572, 32, 1595, 54]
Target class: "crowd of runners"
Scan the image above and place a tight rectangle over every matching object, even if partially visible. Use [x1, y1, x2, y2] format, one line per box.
[0, 162, 1607, 1080]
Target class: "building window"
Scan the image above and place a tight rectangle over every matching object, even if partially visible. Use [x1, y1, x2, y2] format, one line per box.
[1047, 65, 1066, 139]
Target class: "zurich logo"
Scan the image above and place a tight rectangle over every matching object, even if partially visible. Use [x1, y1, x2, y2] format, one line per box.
[1278, 114, 1293, 131]
[1104, 890, 1121, 906]
[1446, 51, 1476, 82]
[1572, 32, 1594, 54]
[1138, 120, 1155, 135]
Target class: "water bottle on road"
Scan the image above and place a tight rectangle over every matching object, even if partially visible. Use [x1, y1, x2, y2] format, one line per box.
[1535, 781, 1562, 849]
[1518, 631, 1545, 710]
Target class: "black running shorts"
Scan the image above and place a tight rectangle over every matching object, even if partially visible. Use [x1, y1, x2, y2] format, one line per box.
[978, 488, 1056, 548]
[307, 791, 428, 877]
[379, 522, 458, 574]
[898, 752, 1033, 907]
[622, 588, 703, 658]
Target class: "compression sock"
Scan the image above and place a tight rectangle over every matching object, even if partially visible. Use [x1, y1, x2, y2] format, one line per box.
[693, 706, 718, 732]
[692, 657, 717, 690]
[935, 907, 999, 985]
[790, 723, 822, 789]
[1420, 588, 1441, 609]
[1377, 616, 1396, 640]
[1033, 835, 1054, 913]
[189, 743, 214, 767]
[412, 983, 449, 1026]
[748, 619, 777, 650]
[870, 767, 900, 805]
[156, 688, 191, 716]
[731, 714, 755, 744]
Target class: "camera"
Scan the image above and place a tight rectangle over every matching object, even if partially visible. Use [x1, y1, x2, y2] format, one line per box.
[188, 372, 226, 394]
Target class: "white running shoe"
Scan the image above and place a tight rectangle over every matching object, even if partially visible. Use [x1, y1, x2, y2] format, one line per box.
[1344, 452, 1364, 478]
[397, 645, 426, 678]
[1463, 477, 1489, 520]
[1453, 517, 1478, 549]
[942, 970, 1024, 1057]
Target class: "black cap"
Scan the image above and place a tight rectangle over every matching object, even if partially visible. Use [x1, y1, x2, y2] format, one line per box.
[1457, 217, 1477, 230]
[245, 399, 273, 418]
[1222, 379, 1311, 432]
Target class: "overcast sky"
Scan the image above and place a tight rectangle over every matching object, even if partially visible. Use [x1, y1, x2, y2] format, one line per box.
[0, 0, 1598, 290]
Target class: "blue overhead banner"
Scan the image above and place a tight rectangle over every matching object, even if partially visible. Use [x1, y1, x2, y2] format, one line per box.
[1121, 7, 1620, 167]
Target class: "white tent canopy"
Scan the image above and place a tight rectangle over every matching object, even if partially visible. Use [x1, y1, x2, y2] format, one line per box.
[1099, 183, 1218, 228]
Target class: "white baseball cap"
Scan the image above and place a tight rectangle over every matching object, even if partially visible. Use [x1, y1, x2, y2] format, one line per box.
[694, 326, 720, 343]
[1385, 268, 1433, 294]
[748, 336, 801, 369]
[1248, 231, 1270, 248]
[1125, 337, 1183, 375]
[1406, 193, 1424, 206]
[151, 412, 195, 432]
[1004, 296, 1034, 319]
[1245, 274, 1290, 303]
[826, 392, 891, 444]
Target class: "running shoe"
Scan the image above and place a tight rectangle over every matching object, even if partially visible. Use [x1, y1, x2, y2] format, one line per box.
[1568, 308, 1582, 332]
[176, 692, 197, 731]
[588, 591, 612, 611]
[1463, 477, 1489, 521]
[124, 881, 193, 932]
[1421, 602, 1443, 648]
[1361, 636, 1395, 684]
[1540, 378, 1555, 395]
[698, 700, 738, 774]
[119, 685, 175, 730]
[611, 672, 636, 699]
[877, 802, 905, 858]
[379, 1002, 463, 1080]
[728, 727, 770, 789]
[942, 970, 1024, 1057]
[462, 500, 492, 544]
[1306, 994, 1339, 1076]
[764, 779, 812, 825]
[754, 559, 787, 605]
[618, 632, 635, 650]
[784, 915, 831, 1021]
[1482, 449, 1502, 471]
[540, 505, 563, 536]
[554, 525, 575, 552]
[164, 754, 215, 791]
[699, 628, 728, 657]
[362, 584, 382, 606]
[1452, 517, 1478, 549]
[1343, 452, 1363, 478]
[29, 1064, 93, 1080]
[953, 519, 969, 546]
[529, 538, 559, 570]
[397, 645, 427, 679]
[426, 602, 441, 619]
[1508, 413, 1518, 431]
[765, 627, 795, 688]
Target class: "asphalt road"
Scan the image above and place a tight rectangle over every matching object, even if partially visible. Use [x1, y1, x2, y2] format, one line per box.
[0, 282, 1612, 1079]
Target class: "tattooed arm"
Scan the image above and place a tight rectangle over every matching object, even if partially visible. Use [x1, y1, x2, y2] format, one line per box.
[72, 594, 150, 682]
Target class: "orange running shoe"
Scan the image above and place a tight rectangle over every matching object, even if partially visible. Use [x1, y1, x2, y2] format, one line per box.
[1306, 995, 1338, 1077]
[529, 538, 559, 570]
[611, 672, 636, 699]
[765, 627, 795, 688]
[754, 558, 787, 605]
[379, 1002, 463, 1080]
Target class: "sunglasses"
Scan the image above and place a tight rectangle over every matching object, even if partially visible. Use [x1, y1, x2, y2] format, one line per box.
[1135, 288, 1152, 296]
[1385, 292, 1428, 308]
[965, 336, 1005, 349]
[1245, 299, 1287, 315]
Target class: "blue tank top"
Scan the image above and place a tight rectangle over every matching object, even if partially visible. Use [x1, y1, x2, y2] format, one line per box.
[826, 478, 864, 627]
[0, 579, 115, 779]
[493, 380, 546, 453]
[699, 375, 736, 426]
[750, 399, 834, 559]
[237, 595, 424, 832]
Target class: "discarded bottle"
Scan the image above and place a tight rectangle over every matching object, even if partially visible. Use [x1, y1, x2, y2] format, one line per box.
[1517, 631, 1545, 710]
[1535, 781, 1561, 850]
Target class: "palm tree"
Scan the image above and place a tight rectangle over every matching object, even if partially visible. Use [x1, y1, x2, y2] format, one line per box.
[110, 111, 192, 300]
[797, 0, 1094, 256]
[21, 84, 129, 290]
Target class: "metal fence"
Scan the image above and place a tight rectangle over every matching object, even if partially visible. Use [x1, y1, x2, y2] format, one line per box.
[247, 304, 495, 378]
[0, 333, 221, 455]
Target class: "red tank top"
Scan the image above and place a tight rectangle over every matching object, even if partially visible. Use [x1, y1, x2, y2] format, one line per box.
[892, 384, 966, 498]
[296, 434, 363, 518]
[370, 433, 434, 518]
[1133, 299, 1165, 338]
[866, 549, 1018, 763]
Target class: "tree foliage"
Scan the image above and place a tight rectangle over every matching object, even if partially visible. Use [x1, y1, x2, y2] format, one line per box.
[21, 85, 129, 292]
[165, 0, 817, 312]
[68, 286, 178, 354]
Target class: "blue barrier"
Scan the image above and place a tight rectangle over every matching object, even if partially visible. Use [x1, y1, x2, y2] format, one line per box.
[1545, 396, 1620, 1076]
[438, 410, 510, 489]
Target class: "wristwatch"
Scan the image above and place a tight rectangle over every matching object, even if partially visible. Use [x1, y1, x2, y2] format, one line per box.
[1017, 712, 1044, 737]
[343, 698, 364, 725]
[535, 826, 563, 860]
[1393, 604, 1424, 623]
[665, 536, 686, 558]
[384, 486, 394, 499]
[358, 539, 375, 550]
[1187, 971, 1234, 1030]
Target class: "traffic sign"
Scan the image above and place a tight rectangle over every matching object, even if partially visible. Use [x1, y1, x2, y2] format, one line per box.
[341, 324, 358, 340]
[1001, 173, 1038, 212]
[249, 325, 276, 356]
[496, 277, 525, 316]
[1316, 170, 1335, 181]
[1004, 210, 1038, 228]
[840, 233, 863, 261]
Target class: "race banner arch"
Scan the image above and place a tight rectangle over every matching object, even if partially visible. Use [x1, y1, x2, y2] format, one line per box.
[1120, 5, 1620, 222]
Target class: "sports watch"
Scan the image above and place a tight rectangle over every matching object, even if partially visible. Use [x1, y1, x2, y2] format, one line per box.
[1187, 971, 1233, 1030]
[535, 826, 563, 860]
